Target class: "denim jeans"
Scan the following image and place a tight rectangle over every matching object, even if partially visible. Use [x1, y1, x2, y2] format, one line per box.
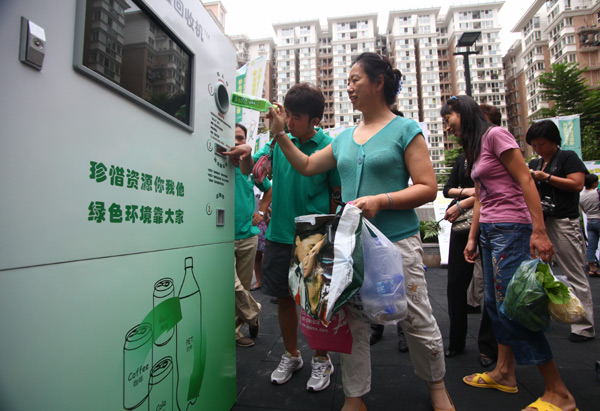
[586, 218, 600, 263]
[479, 223, 553, 366]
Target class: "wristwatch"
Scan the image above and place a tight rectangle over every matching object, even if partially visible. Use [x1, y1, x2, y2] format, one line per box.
[258, 211, 264, 216]
[546, 174, 552, 182]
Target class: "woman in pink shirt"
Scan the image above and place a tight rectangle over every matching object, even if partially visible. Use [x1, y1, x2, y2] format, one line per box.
[440, 95, 578, 411]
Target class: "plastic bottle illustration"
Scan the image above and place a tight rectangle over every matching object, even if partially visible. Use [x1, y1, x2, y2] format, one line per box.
[176, 257, 202, 411]
[230, 92, 274, 112]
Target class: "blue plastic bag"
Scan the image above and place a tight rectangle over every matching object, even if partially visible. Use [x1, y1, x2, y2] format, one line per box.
[358, 219, 407, 325]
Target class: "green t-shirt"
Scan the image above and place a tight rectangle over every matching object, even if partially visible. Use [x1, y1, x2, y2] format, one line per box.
[253, 128, 341, 244]
[234, 167, 271, 240]
[331, 116, 422, 242]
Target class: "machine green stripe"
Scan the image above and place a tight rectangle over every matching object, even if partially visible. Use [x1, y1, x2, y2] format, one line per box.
[187, 323, 206, 400]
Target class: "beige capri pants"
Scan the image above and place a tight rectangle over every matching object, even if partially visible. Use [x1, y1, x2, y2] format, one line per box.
[339, 233, 446, 397]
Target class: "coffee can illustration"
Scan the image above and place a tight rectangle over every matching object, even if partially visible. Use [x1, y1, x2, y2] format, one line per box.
[176, 257, 202, 410]
[123, 323, 153, 410]
[148, 356, 174, 411]
[153, 278, 175, 347]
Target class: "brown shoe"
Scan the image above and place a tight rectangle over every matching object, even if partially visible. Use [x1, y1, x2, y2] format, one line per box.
[236, 337, 255, 347]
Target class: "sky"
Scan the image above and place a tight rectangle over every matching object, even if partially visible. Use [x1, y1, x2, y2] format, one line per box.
[219, 0, 538, 55]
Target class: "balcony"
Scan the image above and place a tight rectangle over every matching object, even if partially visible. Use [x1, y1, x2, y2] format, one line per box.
[578, 26, 600, 51]
[578, 25, 599, 36]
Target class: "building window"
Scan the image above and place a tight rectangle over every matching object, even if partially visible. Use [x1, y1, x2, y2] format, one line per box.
[77, 0, 193, 127]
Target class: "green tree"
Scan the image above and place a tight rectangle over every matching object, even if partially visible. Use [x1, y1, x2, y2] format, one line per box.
[538, 62, 590, 117]
[538, 62, 600, 161]
[436, 135, 463, 186]
[444, 143, 463, 168]
[579, 88, 600, 160]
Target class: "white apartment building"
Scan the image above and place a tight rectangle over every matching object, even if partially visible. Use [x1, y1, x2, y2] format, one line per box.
[548, 0, 589, 64]
[504, 40, 536, 156]
[272, 15, 381, 128]
[387, 8, 445, 170]
[504, 0, 600, 150]
[443, 4, 507, 118]
[327, 14, 380, 126]
[272, 20, 321, 103]
[546, 0, 600, 82]
[267, 3, 506, 170]
[385, 4, 506, 171]
[512, 2, 552, 122]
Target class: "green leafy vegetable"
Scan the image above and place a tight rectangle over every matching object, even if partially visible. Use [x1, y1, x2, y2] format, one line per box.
[534, 263, 570, 304]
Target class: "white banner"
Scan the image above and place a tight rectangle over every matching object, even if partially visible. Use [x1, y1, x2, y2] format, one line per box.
[236, 55, 268, 152]
[432, 191, 452, 265]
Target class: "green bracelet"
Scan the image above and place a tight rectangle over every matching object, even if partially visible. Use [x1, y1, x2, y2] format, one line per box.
[456, 201, 465, 214]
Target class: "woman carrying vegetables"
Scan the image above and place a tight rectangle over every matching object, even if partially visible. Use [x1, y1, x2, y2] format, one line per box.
[440, 96, 578, 411]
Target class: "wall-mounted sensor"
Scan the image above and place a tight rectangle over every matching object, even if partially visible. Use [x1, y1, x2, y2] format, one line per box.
[214, 83, 229, 114]
[19, 17, 46, 70]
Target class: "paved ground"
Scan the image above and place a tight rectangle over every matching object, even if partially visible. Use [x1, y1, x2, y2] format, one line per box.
[232, 266, 600, 411]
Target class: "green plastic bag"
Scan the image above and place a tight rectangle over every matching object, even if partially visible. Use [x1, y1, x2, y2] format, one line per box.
[500, 259, 551, 332]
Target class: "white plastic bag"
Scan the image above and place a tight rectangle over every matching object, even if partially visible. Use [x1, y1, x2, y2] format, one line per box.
[548, 287, 585, 324]
[358, 219, 407, 325]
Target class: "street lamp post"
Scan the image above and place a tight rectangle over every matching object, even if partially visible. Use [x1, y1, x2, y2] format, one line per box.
[453, 31, 481, 97]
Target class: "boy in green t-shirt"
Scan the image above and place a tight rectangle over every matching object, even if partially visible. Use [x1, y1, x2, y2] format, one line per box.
[225, 84, 341, 392]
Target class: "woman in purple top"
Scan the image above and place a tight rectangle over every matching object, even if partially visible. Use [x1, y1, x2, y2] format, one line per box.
[440, 96, 578, 411]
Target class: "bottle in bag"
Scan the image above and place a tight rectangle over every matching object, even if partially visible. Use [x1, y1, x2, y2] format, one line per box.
[371, 273, 405, 323]
[362, 237, 406, 324]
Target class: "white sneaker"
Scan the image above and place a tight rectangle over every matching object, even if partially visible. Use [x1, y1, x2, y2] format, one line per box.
[306, 355, 334, 392]
[271, 351, 303, 385]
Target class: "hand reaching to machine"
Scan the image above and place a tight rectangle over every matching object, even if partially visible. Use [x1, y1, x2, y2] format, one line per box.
[223, 144, 252, 167]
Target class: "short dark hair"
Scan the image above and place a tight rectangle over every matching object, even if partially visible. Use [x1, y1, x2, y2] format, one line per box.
[479, 104, 502, 126]
[284, 83, 325, 122]
[235, 123, 247, 137]
[585, 173, 599, 189]
[352, 52, 402, 106]
[526, 120, 562, 146]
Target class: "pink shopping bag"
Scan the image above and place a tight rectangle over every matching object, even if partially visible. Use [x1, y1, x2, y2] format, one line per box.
[299, 309, 353, 354]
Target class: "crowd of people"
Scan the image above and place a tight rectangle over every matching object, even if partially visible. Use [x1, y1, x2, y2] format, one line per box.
[225, 52, 597, 411]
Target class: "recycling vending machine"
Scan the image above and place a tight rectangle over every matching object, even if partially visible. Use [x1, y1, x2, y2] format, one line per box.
[0, 1, 237, 409]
